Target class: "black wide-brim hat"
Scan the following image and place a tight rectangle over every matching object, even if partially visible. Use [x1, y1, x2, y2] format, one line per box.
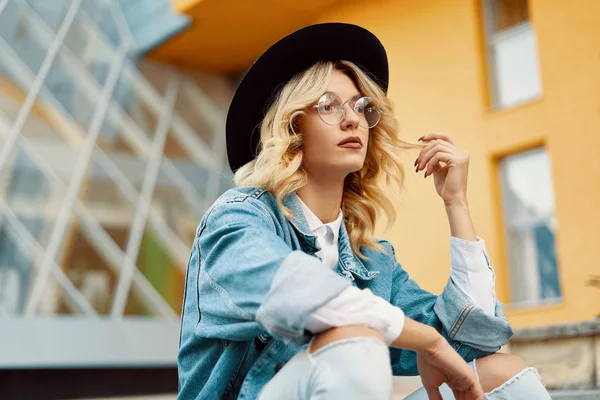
[226, 22, 389, 173]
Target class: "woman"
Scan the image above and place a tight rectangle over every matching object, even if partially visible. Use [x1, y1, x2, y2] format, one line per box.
[178, 23, 550, 399]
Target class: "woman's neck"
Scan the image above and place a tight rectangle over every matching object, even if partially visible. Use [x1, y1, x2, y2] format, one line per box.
[296, 176, 344, 224]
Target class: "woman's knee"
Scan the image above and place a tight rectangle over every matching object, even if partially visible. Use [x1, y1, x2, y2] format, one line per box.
[309, 325, 385, 354]
[475, 353, 529, 392]
[308, 327, 392, 400]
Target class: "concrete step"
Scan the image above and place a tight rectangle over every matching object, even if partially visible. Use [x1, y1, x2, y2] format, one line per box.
[549, 390, 600, 400]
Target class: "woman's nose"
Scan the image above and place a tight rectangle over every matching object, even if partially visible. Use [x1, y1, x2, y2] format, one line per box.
[341, 102, 360, 130]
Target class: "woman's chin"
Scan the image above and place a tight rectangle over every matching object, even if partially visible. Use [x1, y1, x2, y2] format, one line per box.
[308, 158, 365, 177]
[331, 161, 365, 175]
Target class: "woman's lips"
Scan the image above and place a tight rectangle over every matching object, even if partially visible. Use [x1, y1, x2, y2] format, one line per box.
[338, 142, 363, 149]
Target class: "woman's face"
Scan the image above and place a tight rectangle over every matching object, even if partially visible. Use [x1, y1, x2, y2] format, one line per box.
[299, 69, 369, 178]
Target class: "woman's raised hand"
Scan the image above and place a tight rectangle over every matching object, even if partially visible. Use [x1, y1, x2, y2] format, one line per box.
[414, 133, 470, 207]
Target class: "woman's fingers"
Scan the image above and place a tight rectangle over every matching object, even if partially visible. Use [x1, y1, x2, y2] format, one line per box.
[454, 385, 485, 400]
[418, 132, 456, 145]
[425, 152, 453, 177]
[469, 384, 485, 400]
[424, 386, 444, 400]
[414, 133, 459, 170]
[415, 141, 456, 173]
[415, 140, 454, 170]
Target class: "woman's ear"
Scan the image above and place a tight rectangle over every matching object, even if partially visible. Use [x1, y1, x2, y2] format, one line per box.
[290, 113, 302, 135]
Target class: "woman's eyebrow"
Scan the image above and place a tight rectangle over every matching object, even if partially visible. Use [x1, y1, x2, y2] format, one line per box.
[328, 91, 363, 100]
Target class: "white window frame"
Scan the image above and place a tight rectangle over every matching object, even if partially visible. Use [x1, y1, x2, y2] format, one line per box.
[498, 147, 562, 307]
[482, 0, 543, 109]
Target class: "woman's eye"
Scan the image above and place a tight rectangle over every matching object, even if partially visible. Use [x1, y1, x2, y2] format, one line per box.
[319, 104, 337, 112]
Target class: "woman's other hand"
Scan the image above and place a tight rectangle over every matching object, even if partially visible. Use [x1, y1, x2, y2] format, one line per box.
[417, 339, 484, 400]
[391, 317, 484, 399]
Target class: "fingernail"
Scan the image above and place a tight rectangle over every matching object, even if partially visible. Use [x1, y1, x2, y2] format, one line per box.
[415, 166, 419, 173]
[418, 136, 425, 142]
[414, 159, 418, 167]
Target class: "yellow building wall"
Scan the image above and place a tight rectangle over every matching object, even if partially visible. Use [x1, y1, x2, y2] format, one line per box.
[312, 0, 600, 329]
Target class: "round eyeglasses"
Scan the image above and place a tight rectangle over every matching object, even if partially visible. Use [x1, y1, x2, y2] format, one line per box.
[313, 92, 382, 129]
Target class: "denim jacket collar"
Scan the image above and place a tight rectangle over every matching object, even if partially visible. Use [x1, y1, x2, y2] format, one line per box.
[283, 192, 378, 282]
[337, 221, 380, 281]
[283, 192, 320, 254]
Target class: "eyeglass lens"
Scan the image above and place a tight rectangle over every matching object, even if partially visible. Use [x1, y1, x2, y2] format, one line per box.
[316, 93, 381, 128]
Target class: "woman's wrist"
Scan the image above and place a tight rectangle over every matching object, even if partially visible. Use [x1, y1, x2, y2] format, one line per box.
[444, 200, 477, 241]
[391, 316, 444, 354]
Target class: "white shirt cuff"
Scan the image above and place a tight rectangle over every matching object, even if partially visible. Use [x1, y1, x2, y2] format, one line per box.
[449, 236, 496, 316]
[450, 236, 489, 270]
[304, 286, 405, 346]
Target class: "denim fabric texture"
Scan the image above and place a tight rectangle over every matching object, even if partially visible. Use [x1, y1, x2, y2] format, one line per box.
[177, 186, 514, 400]
[259, 339, 550, 400]
[257, 337, 393, 400]
[404, 362, 550, 400]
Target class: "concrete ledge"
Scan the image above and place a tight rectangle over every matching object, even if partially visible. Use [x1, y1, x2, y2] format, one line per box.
[508, 320, 600, 390]
[512, 320, 600, 342]
[549, 389, 600, 399]
[0, 316, 180, 368]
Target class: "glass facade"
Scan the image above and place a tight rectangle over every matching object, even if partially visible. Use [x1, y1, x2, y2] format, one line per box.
[0, 0, 232, 364]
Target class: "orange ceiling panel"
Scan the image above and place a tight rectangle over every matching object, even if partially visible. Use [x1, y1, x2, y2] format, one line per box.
[149, 0, 344, 74]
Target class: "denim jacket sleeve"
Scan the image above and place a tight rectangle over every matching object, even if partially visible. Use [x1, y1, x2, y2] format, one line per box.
[194, 198, 351, 344]
[379, 240, 514, 376]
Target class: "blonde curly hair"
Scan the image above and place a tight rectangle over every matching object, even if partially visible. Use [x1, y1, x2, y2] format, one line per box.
[234, 60, 419, 258]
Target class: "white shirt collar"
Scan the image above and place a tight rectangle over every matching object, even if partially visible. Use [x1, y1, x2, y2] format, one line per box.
[297, 196, 343, 244]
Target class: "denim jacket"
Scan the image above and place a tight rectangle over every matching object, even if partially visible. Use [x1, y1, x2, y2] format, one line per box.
[177, 186, 514, 400]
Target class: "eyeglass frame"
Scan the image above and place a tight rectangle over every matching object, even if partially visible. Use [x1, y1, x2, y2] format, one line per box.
[311, 92, 383, 129]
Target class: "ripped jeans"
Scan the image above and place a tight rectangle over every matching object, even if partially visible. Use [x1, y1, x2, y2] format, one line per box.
[258, 337, 551, 400]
